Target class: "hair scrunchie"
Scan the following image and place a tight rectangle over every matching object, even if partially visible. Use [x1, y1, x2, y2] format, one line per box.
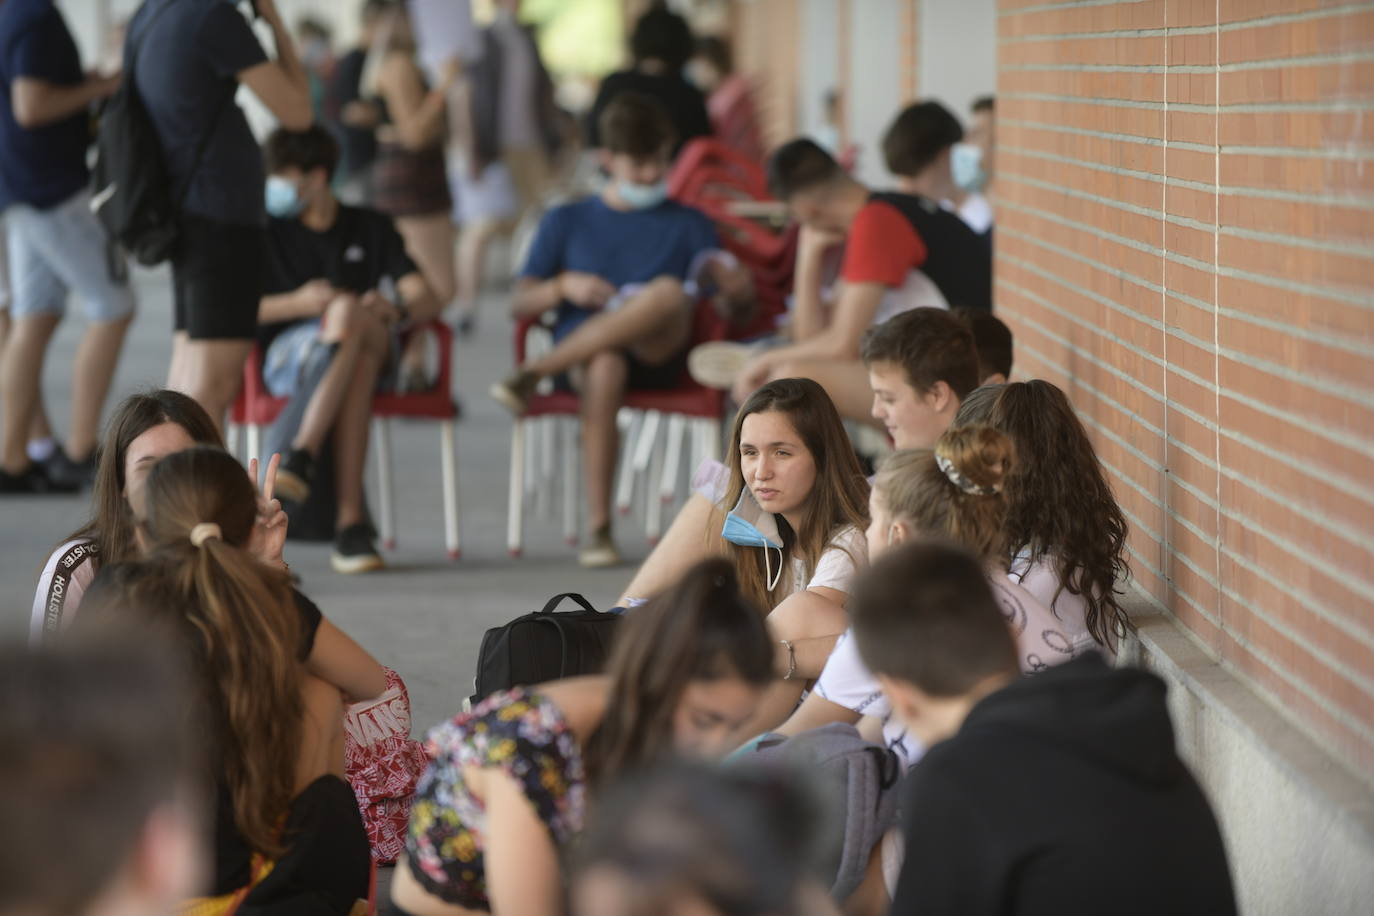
[935, 453, 1001, 497]
[189, 522, 223, 548]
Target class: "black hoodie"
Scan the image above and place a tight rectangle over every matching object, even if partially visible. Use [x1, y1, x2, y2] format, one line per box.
[890, 653, 1237, 916]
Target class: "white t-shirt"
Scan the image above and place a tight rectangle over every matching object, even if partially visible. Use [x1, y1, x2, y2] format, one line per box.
[1008, 551, 1106, 659]
[31, 538, 100, 645]
[790, 525, 866, 596]
[814, 568, 1086, 772]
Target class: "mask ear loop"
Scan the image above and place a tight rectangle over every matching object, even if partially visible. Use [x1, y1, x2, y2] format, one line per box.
[764, 543, 784, 593]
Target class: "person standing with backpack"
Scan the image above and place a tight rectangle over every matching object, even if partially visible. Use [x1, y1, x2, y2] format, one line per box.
[127, 0, 311, 432]
[0, 0, 134, 494]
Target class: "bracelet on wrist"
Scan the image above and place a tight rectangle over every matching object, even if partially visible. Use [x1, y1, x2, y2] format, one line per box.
[780, 639, 797, 681]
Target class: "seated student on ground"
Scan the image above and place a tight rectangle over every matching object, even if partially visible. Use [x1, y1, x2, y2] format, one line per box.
[774, 427, 1083, 771]
[83, 447, 385, 914]
[618, 307, 979, 607]
[490, 92, 751, 568]
[391, 558, 774, 916]
[571, 762, 838, 916]
[717, 139, 991, 419]
[954, 379, 1132, 651]
[952, 306, 1012, 385]
[703, 378, 869, 737]
[257, 125, 441, 574]
[851, 542, 1238, 916]
[0, 636, 203, 916]
[31, 389, 242, 643]
[884, 100, 993, 236]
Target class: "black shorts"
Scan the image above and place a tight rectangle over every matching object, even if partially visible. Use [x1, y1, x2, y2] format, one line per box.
[172, 214, 266, 340]
[553, 347, 690, 394]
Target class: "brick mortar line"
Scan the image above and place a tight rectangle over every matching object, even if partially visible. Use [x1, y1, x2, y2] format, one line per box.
[998, 214, 1167, 288]
[999, 2, 1374, 36]
[1221, 506, 1374, 610]
[1127, 580, 1374, 752]
[1001, 50, 1374, 73]
[998, 244, 1165, 328]
[1003, 118, 1374, 158]
[1003, 277, 1374, 501]
[1220, 464, 1374, 552]
[999, 270, 1169, 365]
[1166, 321, 1374, 402]
[997, 0, 1155, 17]
[1003, 90, 1374, 114]
[1000, 194, 1374, 308]
[1000, 143, 1374, 208]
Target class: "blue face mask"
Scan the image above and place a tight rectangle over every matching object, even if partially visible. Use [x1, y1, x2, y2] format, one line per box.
[951, 143, 987, 193]
[265, 175, 305, 218]
[616, 179, 669, 211]
[722, 488, 785, 592]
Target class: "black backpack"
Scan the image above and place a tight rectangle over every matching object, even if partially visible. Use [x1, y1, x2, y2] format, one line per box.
[470, 594, 621, 704]
[90, 0, 230, 266]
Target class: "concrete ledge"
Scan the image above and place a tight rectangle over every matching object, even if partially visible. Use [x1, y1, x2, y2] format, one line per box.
[1120, 601, 1374, 916]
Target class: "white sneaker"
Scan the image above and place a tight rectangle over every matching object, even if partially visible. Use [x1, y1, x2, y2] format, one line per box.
[688, 341, 755, 390]
[578, 528, 622, 568]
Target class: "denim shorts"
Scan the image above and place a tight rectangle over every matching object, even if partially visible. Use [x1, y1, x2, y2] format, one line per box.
[4, 189, 135, 322]
[262, 319, 402, 398]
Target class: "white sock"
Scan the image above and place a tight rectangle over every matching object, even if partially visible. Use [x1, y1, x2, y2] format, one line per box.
[26, 437, 56, 462]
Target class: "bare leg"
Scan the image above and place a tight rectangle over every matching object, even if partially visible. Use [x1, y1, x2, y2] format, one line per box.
[0, 310, 49, 446]
[166, 330, 190, 390]
[67, 314, 133, 460]
[769, 357, 882, 429]
[580, 351, 628, 532]
[456, 219, 503, 318]
[293, 296, 366, 455]
[395, 213, 458, 306]
[176, 339, 254, 436]
[618, 492, 725, 604]
[333, 316, 388, 529]
[0, 312, 59, 472]
[526, 276, 692, 378]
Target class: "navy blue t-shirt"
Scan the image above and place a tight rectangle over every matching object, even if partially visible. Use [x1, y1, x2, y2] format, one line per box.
[520, 196, 718, 340]
[0, 0, 89, 211]
[128, 0, 267, 227]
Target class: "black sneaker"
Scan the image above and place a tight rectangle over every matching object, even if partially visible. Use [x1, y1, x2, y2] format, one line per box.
[42, 448, 97, 490]
[331, 523, 385, 574]
[0, 462, 76, 494]
[273, 449, 315, 504]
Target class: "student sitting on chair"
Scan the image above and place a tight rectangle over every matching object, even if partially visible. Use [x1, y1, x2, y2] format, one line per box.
[256, 125, 440, 574]
[490, 92, 751, 569]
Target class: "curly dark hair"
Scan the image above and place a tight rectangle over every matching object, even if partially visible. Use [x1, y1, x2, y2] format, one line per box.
[954, 380, 1132, 647]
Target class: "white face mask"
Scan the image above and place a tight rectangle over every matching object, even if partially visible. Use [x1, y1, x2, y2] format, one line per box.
[951, 142, 988, 192]
[616, 179, 669, 210]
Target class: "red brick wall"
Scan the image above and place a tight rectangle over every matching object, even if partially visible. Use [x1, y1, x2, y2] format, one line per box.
[996, 0, 1374, 775]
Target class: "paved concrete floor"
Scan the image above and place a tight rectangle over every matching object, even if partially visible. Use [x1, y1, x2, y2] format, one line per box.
[0, 263, 657, 738]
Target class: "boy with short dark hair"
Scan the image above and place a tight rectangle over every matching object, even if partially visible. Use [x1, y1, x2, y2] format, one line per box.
[0, 637, 203, 916]
[851, 541, 1239, 916]
[860, 307, 980, 450]
[258, 124, 440, 573]
[883, 99, 993, 234]
[726, 138, 991, 423]
[492, 92, 749, 568]
[951, 306, 1013, 384]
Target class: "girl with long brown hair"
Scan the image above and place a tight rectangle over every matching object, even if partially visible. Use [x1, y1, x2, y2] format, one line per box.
[712, 378, 871, 737]
[84, 446, 383, 913]
[31, 390, 232, 643]
[392, 558, 774, 916]
[953, 380, 1132, 648]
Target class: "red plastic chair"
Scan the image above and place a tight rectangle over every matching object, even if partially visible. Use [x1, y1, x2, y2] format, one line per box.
[505, 301, 727, 557]
[668, 137, 769, 201]
[227, 320, 461, 559]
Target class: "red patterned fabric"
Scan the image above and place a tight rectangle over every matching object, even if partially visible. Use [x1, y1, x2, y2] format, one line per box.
[343, 667, 431, 864]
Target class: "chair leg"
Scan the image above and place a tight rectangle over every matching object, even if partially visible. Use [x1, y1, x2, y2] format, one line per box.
[704, 416, 722, 466]
[632, 410, 661, 476]
[441, 419, 460, 560]
[374, 417, 395, 551]
[246, 425, 261, 469]
[561, 416, 579, 546]
[507, 420, 526, 558]
[226, 423, 241, 461]
[538, 412, 556, 520]
[660, 414, 686, 505]
[645, 423, 665, 545]
[614, 410, 643, 517]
